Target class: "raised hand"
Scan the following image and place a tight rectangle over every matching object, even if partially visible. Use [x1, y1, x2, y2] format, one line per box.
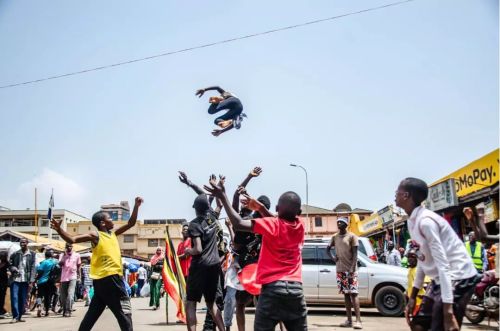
[203, 176, 225, 199]
[134, 197, 144, 207]
[250, 167, 262, 177]
[463, 207, 474, 222]
[195, 89, 205, 98]
[240, 194, 262, 211]
[236, 186, 247, 196]
[178, 171, 189, 185]
[218, 175, 226, 185]
[50, 218, 62, 232]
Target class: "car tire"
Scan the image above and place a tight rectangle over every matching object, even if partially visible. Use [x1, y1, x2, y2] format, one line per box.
[374, 285, 405, 317]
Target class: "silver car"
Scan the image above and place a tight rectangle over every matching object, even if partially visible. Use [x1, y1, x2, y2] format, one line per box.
[302, 240, 408, 316]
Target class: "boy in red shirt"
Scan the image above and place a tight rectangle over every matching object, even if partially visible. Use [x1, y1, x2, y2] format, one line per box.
[205, 178, 307, 331]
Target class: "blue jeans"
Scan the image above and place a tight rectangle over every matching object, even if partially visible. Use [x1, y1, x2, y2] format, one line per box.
[10, 282, 29, 320]
[223, 286, 237, 326]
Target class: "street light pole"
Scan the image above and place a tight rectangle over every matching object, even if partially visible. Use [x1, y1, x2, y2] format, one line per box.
[290, 164, 309, 236]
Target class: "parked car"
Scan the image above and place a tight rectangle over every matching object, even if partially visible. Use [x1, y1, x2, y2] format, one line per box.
[302, 239, 407, 316]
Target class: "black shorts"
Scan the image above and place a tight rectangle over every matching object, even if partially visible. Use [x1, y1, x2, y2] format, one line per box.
[235, 290, 253, 306]
[186, 264, 221, 303]
[254, 281, 307, 331]
[411, 275, 480, 331]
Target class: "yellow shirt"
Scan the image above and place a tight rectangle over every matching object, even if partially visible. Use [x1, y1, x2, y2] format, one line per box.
[90, 231, 123, 280]
[407, 267, 430, 306]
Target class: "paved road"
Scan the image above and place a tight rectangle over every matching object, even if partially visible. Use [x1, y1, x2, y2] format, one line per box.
[0, 297, 495, 331]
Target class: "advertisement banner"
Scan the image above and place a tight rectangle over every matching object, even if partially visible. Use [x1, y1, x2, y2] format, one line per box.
[432, 149, 499, 198]
[426, 179, 458, 211]
[377, 205, 394, 225]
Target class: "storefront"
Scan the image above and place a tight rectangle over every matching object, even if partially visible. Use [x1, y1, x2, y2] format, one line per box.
[427, 148, 499, 241]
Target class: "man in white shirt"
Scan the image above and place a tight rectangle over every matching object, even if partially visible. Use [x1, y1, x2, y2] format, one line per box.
[395, 177, 478, 331]
[137, 264, 147, 297]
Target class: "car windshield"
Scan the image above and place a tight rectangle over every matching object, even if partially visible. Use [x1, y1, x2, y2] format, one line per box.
[318, 245, 378, 264]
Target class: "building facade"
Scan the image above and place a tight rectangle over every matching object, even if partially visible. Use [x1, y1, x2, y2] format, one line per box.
[0, 209, 88, 240]
[100, 201, 131, 221]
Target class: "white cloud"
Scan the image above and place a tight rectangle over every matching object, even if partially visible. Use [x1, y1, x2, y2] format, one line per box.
[16, 168, 88, 215]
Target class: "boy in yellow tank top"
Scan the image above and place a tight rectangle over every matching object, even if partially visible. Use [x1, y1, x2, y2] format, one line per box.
[51, 197, 143, 331]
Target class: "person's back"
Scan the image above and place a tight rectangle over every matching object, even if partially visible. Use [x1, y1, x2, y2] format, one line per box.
[189, 214, 220, 268]
[37, 258, 56, 285]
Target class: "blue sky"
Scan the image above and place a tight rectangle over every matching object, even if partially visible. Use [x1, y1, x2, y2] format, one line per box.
[0, 0, 498, 220]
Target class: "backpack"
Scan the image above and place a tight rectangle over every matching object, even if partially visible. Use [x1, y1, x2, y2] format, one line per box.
[48, 263, 61, 283]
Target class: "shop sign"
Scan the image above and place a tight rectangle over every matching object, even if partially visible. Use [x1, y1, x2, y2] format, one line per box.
[484, 199, 499, 224]
[360, 214, 382, 233]
[432, 149, 499, 198]
[377, 205, 394, 225]
[426, 178, 458, 211]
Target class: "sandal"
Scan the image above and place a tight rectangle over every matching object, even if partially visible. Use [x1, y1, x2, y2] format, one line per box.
[339, 320, 352, 327]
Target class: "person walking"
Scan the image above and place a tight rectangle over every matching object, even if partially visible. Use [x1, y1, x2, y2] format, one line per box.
[395, 177, 478, 331]
[9, 238, 36, 324]
[149, 248, 164, 310]
[327, 217, 363, 330]
[81, 259, 93, 306]
[59, 242, 81, 317]
[35, 249, 57, 317]
[136, 264, 147, 297]
[51, 196, 143, 331]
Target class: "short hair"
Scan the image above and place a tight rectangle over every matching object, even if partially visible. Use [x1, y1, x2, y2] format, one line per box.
[401, 177, 428, 206]
[45, 249, 53, 258]
[182, 223, 189, 229]
[92, 211, 108, 228]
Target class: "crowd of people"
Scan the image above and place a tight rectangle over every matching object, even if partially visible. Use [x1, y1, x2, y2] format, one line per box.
[0, 170, 497, 331]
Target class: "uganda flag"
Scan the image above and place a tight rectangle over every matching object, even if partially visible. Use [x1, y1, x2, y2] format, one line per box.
[162, 226, 187, 323]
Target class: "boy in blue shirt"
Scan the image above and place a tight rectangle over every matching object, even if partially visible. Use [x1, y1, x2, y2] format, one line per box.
[36, 249, 57, 317]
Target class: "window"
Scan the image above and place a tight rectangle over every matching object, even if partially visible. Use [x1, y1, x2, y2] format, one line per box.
[73, 228, 76, 232]
[318, 246, 335, 265]
[123, 235, 134, 243]
[301, 247, 317, 265]
[52, 235, 60, 240]
[122, 250, 134, 256]
[148, 239, 160, 247]
[314, 216, 323, 227]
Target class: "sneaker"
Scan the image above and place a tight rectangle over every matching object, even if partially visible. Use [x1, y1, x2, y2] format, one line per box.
[10, 318, 17, 324]
[234, 115, 242, 129]
[339, 320, 352, 327]
[18, 318, 26, 322]
[353, 322, 363, 329]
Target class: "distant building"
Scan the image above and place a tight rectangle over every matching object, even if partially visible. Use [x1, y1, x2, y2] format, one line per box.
[301, 203, 372, 238]
[0, 209, 88, 240]
[100, 201, 130, 221]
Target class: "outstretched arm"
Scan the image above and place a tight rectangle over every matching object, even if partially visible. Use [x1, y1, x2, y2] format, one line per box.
[51, 219, 98, 245]
[179, 171, 205, 195]
[115, 197, 143, 236]
[196, 86, 225, 98]
[212, 125, 234, 137]
[463, 207, 498, 244]
[204, 177, 253, 232]
[232, 167, 262, 212]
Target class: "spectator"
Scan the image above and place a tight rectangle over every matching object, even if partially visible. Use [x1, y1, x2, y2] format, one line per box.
[9, 238, 36, 323]
[0, 251, 9, 318]
[59, 242, 81, 317]
[386, 241, 402, 267]
[137, 264, 147, 297]
[327, 217, 363, 329]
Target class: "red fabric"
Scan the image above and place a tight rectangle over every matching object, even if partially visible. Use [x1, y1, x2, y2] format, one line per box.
[177, 238, 192, 277]
[238, 263, 261, 295]
[253, 217, 305, 285]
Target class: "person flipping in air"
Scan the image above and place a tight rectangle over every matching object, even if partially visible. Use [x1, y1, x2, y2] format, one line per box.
[196, 86, 246, 137]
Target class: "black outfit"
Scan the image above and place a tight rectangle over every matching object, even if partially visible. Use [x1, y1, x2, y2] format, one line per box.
[78, 275, 133, 331]
[254, 281, 308, 331]
[0, 261, 9, 315]
[208, 96, 243, 125]
[411, 275, 480, 331]
[37, 281, 56, 314]
[234, 230, 261, 305]
[187, 213, 221, 303]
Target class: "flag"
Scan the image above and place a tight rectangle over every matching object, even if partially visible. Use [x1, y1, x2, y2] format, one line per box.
[162, 227, 186, 323]
[47, 190, 54, 220]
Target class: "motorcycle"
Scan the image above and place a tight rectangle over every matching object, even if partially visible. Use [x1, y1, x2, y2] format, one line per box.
[465, 270, 499, 325]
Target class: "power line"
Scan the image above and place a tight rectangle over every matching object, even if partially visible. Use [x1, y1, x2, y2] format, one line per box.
[0, 0, 415, 90]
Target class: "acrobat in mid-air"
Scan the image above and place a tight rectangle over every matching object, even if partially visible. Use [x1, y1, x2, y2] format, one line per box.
[196, 86, 246, 137]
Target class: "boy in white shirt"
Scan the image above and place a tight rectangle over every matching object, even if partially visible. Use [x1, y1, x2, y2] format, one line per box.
[395, 177, 478, 331]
